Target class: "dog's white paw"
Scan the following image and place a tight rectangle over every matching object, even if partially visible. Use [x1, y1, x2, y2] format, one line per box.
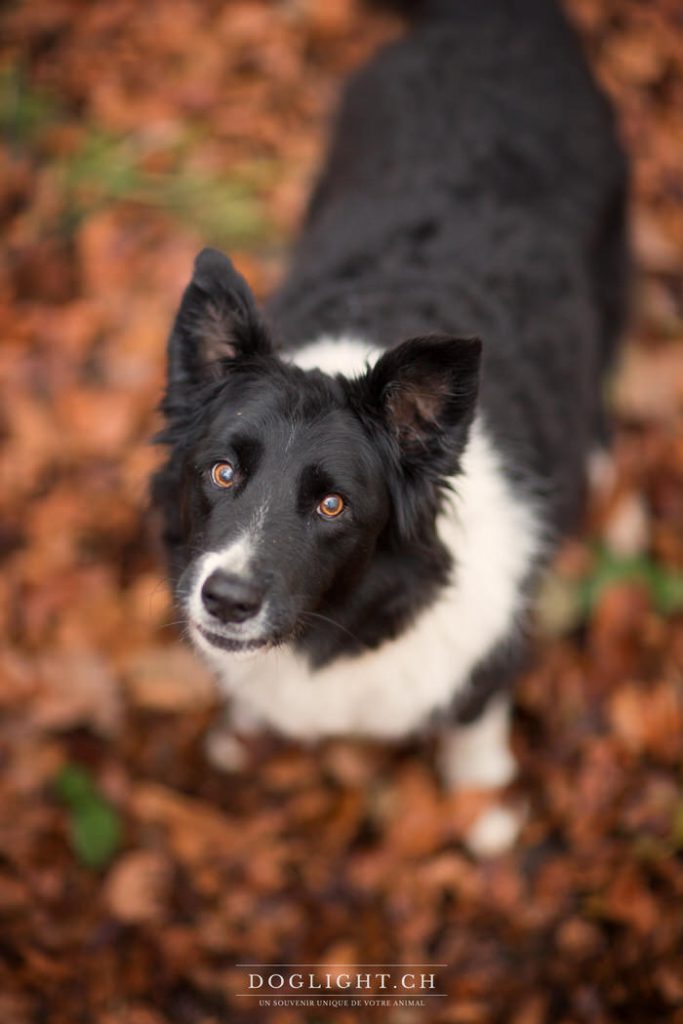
[603, 489, 650, 557]
[204, 724, 249, 772]
[440, 732, 516, 791]
[465, 803, 524, 858]
[588, 448, 616, 496]
[439, 696, 516, 791]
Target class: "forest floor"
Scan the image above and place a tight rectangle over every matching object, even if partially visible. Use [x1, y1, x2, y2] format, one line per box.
[1, 1, 683, 1022]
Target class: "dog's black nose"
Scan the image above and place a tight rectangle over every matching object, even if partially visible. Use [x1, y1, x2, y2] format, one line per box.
[201, 571, 264, 624]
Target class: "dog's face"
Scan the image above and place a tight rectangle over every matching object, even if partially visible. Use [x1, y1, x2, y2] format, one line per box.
[157, 249, 480, 656]
[179, 368, 393, 653]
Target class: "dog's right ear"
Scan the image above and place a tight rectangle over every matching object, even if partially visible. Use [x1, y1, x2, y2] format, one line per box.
[167, 248, 272, 395]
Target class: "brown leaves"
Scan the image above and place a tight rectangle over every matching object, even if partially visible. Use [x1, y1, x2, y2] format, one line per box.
[121, 646, 216, 713]
[131, 783, 242, 865]
[33, 649, 123, 738]
[103, 849, 172, 924]
[612, 342, 683, 423]
[609, 680, 683, 762]
[1, 0, 683, 1022]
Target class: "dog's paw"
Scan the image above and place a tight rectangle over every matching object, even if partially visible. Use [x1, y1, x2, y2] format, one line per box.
[588, 447, 616, 496]
[440, 734, 516, 791]
[465, 802, 524, 858]
[204, 725, 249, 772]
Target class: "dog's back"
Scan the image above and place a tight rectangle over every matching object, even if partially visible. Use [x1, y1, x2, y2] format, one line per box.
[270, 0, 628, 534]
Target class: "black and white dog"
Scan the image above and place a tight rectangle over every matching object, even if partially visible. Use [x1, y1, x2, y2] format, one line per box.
[154, 0, 627, 852]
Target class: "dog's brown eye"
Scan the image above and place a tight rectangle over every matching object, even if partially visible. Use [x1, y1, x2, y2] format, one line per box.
[211, 461, 236, 489]
[317, 494, 345, 519]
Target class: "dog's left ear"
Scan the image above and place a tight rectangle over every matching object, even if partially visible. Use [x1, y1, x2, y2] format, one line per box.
[167, 248, 272, 395]
[353, 335, 481, 537]
[357, 335, 482, 469]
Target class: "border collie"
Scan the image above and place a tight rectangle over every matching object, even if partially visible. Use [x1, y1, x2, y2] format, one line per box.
[153, 0, 628, 853]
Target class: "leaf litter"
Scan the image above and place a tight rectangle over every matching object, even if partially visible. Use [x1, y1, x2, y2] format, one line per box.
[1, 1, 683, 1021]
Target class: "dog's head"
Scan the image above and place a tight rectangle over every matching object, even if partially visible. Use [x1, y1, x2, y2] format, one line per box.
[155, 249, 481, 656]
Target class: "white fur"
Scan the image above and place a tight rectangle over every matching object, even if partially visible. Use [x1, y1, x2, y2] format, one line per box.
[290, 335, 381, 376]
[191, 337, 540, 741]
[204, 725, 250, 772]
[439, 696, 516, 790]
[588, 447, 616, 496]
[439, 697, 522, 856]
[466, 804, 524, 857]
[190, 509, 271, 646]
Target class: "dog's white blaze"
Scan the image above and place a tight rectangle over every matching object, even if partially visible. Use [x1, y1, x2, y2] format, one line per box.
[189, 509, 270, 644]
[194, 337, 540, 741]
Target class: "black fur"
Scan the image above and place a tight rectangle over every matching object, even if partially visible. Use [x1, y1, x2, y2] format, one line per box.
[271, 0, 628, 529]
[153, 0, 627, 715]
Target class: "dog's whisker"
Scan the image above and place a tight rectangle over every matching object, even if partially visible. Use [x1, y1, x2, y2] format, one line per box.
[299, 610, 363, 646]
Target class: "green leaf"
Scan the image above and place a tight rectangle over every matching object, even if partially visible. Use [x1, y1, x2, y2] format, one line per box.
[577, 546, 683, 619]
[57, 129, 274, 247]
[1, 61, 276, 248]
[55, 764, 122, 870]
[0, 62, 60, 148]
[70, 796, 122, 870]
[55, 763, 97, 805]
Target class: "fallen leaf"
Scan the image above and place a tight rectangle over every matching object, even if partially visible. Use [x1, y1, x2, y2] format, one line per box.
[121, 644, 216, 713]
[55, 763, 123, 869]
[34, 650, 123, 737]
[103, 849, 171, 924]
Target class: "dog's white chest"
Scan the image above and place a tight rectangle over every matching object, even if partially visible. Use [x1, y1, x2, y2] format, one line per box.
[210, 587, 471, 739]
[193, 339, 539, 740]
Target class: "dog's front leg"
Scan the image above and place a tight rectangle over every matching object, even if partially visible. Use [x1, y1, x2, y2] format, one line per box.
[204, 702, 262, 773]
[439, 695, 524, 857]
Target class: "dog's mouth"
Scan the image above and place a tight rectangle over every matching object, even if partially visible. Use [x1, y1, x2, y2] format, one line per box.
[194, 624, 271, 652]
[191, 621, 292, 655]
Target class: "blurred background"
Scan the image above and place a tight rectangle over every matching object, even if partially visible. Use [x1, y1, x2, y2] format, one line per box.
[1, 1, 683, 1022]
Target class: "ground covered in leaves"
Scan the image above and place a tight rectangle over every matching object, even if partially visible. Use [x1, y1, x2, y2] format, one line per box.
[1, 1, 683, 1022]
